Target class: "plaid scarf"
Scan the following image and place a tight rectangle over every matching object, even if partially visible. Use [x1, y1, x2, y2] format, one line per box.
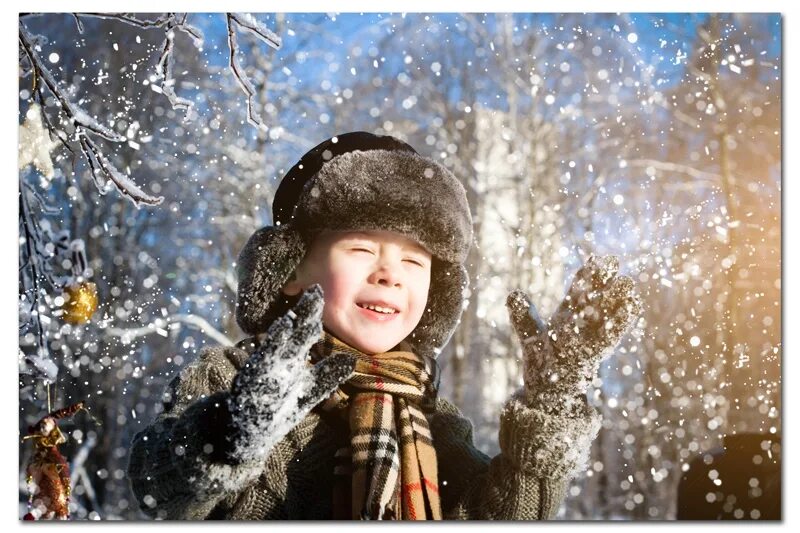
[310, 330, 442, 520]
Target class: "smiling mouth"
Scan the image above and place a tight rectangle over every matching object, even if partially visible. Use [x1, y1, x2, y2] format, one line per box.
[356, 302, 400, 315]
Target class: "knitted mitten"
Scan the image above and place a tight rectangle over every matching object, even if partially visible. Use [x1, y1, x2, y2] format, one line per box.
[505, 255, 642, 414]
[226, 284, 356, 464]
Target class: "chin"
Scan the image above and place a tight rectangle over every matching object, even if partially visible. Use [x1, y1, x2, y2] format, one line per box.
[348, 337, 400, 355]
[332, 321, 409, 354]
[338, 329, 399, 354]
[355, 342, 392, 355]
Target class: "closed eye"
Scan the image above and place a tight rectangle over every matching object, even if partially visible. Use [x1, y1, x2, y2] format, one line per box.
[404, 258, 425, 267]
[352, 247, 375, 254]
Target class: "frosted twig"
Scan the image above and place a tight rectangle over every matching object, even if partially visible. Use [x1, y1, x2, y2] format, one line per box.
[174, 14, 205, 47]
[78, 135, 109, 194]
[72, 13, 84, 33]
[75, 12, 172, 29]
[168, 314, 234, 346]
[105, 313, 234, 347]
[225, 13, 273, 131]
[20, 26, 124, 142]
[19, 47, 31, 76]
[78, 134, 164, 207]
[22, 180, 60, 216]
[18, 183, 58, 382]
[229, 13, 282, 49]
[35, 99, 75, 157]
[154, 17, 195, 119]
[71, 12, 204, 46]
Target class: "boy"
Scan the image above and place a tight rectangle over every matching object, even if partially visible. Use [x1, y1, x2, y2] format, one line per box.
[127, 131, 641, 520]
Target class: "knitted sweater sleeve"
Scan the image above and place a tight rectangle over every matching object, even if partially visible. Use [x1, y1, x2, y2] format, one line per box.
[430, 393, 602, 520]
[126, 344, 268, 520]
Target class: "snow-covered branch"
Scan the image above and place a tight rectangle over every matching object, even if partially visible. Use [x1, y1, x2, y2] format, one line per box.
[72, 12, 205, 47]
[105, 313, 235, 347]
[72, 13, 204, 122]
[225, 13, 282, 131]
[154, 17, 196, 120]
[19, 22, 164, 208]
[20, 27, 124, 142]
[18, 179, 72, 382]
[20, 12, 282, 210]
[77, 134, 163, 208]
[73, 12, 171, 29]
[228, 13, 282, 49]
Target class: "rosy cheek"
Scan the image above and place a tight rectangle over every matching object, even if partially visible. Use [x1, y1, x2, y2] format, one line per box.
[319, 273, 351, 313]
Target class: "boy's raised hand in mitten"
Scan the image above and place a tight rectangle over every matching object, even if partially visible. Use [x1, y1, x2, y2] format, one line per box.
[505, 255, 642, 412]
[226, 284, 356, 464]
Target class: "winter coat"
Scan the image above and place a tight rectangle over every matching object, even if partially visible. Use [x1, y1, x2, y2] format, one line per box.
[126, 336, 602, 520]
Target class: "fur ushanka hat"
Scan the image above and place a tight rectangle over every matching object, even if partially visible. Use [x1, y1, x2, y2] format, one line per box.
[235, 131, 473, 358]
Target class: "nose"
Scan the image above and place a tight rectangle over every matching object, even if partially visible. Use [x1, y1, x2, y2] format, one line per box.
[367, 258, 403, 288]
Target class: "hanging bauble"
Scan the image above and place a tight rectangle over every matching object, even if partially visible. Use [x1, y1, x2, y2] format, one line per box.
[62, 281, 98, 324]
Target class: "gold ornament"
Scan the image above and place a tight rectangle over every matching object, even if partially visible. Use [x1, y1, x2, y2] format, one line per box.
[62, 281, 98, 324]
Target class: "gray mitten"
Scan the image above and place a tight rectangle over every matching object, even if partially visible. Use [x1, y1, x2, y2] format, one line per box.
[505, 255, 642, 413]
[226, 284, 356, 464]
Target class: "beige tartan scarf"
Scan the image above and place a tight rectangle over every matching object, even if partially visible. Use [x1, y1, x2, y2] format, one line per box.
[310, 330, 442, 520]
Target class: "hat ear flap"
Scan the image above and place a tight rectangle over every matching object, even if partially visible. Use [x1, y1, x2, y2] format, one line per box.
[405, 259, 469, 359]
[235, 224, 307, 335]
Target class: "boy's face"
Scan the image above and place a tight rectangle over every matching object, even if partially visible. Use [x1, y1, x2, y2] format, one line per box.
[282, 229, 432, 354]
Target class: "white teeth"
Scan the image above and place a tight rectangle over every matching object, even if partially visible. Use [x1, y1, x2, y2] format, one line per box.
[359, 303, 397, 314]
